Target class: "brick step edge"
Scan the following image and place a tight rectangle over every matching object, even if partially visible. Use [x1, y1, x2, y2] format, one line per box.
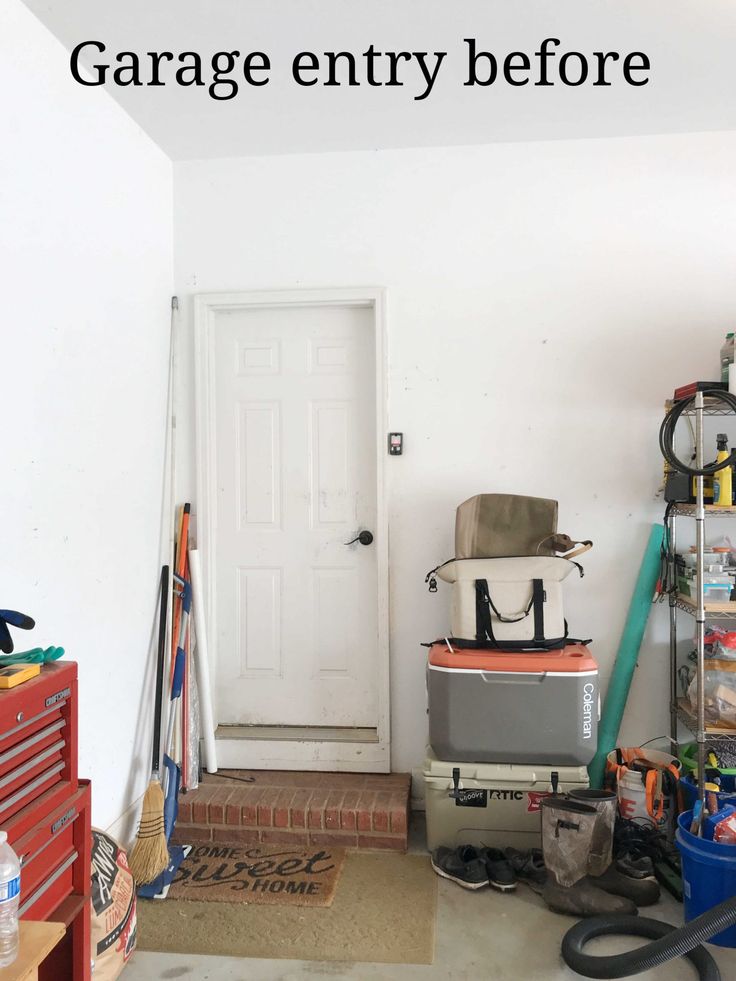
[171, 825, 407, 852]
[178, 785, 409, 836]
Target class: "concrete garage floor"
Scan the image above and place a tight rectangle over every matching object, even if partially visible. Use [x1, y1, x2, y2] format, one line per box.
[125, 817, 736, 981]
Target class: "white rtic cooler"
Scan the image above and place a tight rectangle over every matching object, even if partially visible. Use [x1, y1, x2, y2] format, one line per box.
[427, 642, 599, 765]
[424, 749, 590, 851]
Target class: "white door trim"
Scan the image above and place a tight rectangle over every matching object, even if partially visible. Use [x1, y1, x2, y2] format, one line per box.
[193, 288, 390, 772]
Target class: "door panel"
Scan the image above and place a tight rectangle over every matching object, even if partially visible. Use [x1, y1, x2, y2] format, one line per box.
[213, 303, 378, 728]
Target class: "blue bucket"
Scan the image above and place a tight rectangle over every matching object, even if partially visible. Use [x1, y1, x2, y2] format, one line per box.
[676, 810, 736, 947]
[680, 773, 736, 813]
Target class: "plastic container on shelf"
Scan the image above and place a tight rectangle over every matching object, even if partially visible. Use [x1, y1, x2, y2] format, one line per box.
[0, 831, 20, 967]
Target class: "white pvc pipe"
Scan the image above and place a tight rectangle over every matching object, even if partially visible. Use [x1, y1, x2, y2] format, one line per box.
[188, 549, 218, 773]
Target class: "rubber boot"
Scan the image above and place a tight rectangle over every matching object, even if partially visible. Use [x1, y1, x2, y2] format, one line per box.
[540, 797, 637, 918]
[568, 788, 660, 907]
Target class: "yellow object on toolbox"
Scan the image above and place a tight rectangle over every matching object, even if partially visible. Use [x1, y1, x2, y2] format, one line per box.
[0, 663, 41, 689]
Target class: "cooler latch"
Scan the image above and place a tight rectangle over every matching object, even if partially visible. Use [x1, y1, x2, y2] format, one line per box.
[449, 767, 461, 799]
[551, 770, 559, 796]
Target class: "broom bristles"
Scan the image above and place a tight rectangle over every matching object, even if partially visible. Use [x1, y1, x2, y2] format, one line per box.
[129, 779, 169, 885]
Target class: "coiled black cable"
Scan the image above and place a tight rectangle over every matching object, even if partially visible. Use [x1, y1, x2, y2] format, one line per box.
[659, 390, 736, 477]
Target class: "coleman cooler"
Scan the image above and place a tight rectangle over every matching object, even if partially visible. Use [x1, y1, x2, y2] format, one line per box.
[424, 749, 590, 851]
[427, 642, 599, 765]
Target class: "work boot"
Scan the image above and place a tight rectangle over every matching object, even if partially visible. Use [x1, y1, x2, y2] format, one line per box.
[568, 788, 660, 907]
[540, 796, 637, 918]
[590, 865, 660, 906]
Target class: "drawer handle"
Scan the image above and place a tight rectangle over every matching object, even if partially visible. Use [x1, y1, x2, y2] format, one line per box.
[0, 719, 66, 767]
[18, 849, 78, 917]
[0, 704, 66, 744]
[0, 761, 65, 818]
[19, 808, 78, 867]
[0, 740, 65, 792]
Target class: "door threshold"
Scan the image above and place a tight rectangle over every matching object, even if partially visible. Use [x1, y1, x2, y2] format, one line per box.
[216, 724, 379, 744]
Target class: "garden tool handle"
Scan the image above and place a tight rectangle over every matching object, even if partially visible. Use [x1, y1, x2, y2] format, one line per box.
[152, 566, 169, 774]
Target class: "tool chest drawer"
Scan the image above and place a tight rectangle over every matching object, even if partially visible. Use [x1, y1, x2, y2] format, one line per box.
[11, 782, 89, 915]
[0, 662, 77, 824]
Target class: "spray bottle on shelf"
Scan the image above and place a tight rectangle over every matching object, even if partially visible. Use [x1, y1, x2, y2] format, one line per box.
[713, 434, 733, 507]
[692, 473, 714, 505]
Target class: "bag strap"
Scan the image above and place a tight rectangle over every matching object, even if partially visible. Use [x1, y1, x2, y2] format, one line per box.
[475, 580, 494, 644]
[538, 535, 593, 559]
[484, 583, 536, 624]
[532, 579, 545, 643]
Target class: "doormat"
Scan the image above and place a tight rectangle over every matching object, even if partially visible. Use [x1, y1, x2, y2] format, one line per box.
[166, 841, 345, 908]
[137, 851, 437, 965]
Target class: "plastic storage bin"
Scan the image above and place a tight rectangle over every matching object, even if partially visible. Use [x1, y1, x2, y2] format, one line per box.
[676, 809, 736, 948]
[680, 773, 736, 813]
[423, 749, 589, 851]
[427, 642, 598, 764]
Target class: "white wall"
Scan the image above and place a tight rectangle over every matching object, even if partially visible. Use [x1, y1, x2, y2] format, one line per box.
[1, 0, 173, 832]
[173, 133, 736, 780]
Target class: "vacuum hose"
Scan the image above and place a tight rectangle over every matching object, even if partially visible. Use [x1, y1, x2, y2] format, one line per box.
[659, 390, 736, 477]
[561, 896, 736, 980]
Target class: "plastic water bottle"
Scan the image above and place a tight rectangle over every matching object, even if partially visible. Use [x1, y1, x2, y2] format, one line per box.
[0, 831, 20, 967]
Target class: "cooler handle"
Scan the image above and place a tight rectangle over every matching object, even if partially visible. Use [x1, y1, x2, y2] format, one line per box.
[480, 672, 546, 684]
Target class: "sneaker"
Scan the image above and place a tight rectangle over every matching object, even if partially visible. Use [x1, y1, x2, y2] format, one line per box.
[483, 848, 517, 892]
[504, 847, 547, 888]
[430, 845, 489, 890]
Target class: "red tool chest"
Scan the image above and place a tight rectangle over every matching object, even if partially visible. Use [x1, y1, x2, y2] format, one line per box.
[0, 662, 90, 981]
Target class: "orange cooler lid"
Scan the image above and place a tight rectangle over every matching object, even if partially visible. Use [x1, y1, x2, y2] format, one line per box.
[428, 642, 597, 673]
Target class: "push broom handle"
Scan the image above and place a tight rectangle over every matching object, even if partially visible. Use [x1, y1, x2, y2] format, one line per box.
[152, 565, 169, 776]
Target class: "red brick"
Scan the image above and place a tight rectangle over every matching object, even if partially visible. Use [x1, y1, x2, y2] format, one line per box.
[372, 792, 391, 833]
[308, 791, 329, 829]
[238, 787, 264, 826]
[310, 831, 358, 848]
[357, 834, 407, 851]
[225, 800, 242, 825]
[260, 829, 309, 845]
[357, 791, 376, 832]
[212, 827, 259, 844]
[273, 788, 295, 828]
[389, 794, 408, 835]
[173, 824, 212, 843]
[324, 791, 344, 830]
[363, 774, 410, 789]
[188, 784, 217, 824]
[258, 788, 280, 827]
[208, 787, 235, 824]
[177, 798, 193, 823]
[289, 789, 312, 828]
[339, 790, 360, 831]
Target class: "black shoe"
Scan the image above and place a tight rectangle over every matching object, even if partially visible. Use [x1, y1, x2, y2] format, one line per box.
[430, 846, 489, 890]
[504, 847, 547, 888]
[483, 847, 517, 892]
[616, 851, 655, 880]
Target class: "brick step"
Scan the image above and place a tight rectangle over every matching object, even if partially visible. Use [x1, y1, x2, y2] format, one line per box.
[174, 770, 411, 852]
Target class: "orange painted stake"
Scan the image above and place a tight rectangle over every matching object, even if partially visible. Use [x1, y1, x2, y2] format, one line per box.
[169, 504, 191, 688]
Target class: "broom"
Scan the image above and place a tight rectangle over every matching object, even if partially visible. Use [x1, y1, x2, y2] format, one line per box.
[130, 565, 171, 884]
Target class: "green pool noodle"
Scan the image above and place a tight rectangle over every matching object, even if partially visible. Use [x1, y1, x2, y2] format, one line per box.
[588, 523, 664, 788]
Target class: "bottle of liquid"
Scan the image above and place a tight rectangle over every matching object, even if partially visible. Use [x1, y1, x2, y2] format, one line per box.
[713, 434, 732, 507]
[0, 832, 20, 967]
[691, 474, 714, 504]
[721, 332, 735, 385]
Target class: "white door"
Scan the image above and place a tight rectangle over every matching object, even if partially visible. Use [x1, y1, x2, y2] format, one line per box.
[212, 302, 379, 730]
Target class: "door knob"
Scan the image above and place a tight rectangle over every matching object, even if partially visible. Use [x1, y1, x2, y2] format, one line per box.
[345, 530, 374, 546]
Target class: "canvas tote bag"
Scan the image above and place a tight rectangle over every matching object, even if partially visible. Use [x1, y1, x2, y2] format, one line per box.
[455, 494, 591, 559]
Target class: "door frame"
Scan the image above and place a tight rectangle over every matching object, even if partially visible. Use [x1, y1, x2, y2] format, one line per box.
[193, 287, 390, 771]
